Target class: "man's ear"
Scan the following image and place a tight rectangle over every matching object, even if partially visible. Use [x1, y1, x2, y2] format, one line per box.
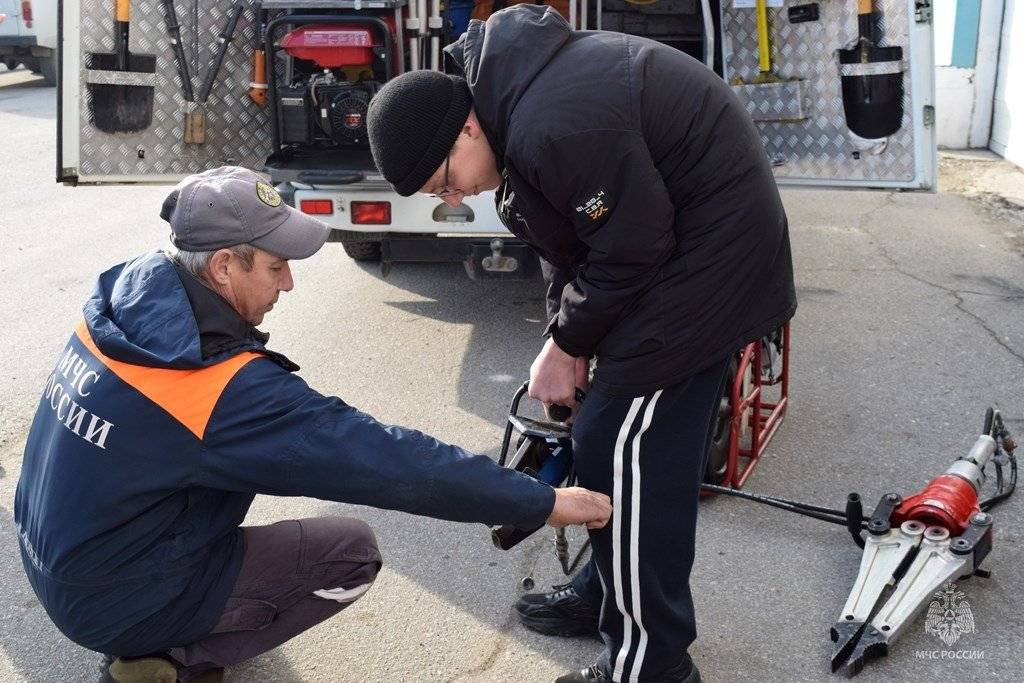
[207, 249, 234, 286]
[464, 109, 483, 139]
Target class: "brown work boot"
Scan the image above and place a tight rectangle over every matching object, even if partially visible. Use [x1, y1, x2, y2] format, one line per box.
[107, 656, 176, 683]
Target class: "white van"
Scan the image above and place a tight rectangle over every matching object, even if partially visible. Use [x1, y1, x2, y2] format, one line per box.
[58, 1, 937, 276]
[0, 0, 56, 85]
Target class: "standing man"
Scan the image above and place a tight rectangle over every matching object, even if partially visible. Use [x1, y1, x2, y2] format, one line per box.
[14, 166, 611, 683]
[366, 5, 796, 682]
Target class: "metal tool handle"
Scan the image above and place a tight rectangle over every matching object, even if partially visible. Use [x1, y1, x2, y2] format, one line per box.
[755, 0, 770, 73]
[699, 0, 715, 70]
[548, 403, 571, 422]
[548, 387, 587, 423]
[115, 0, 131, 71]
[159, 0, 194, 102]
[856, 0, 878, 47]
[197, 1, 245, 104]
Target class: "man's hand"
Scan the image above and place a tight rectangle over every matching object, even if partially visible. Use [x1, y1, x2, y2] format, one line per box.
[529, 337, 578, 408]
[546, 487, 612, 529]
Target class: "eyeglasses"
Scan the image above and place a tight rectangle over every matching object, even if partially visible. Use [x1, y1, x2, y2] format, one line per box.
[429, 154, 462, 199]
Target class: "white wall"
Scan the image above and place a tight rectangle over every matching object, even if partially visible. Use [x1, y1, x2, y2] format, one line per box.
[937, 68, 975, 148]
[935, 0, 1005, 149]
[991, 0, 1023, 166]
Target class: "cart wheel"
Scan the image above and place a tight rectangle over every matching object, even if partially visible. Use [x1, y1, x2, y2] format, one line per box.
[703, 356, 738, 485]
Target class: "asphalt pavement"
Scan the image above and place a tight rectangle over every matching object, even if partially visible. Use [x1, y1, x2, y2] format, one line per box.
[1, 68, 1022, 682]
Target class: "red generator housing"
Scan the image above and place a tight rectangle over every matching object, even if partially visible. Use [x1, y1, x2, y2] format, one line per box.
[280, 17, 399, 73]
[281, 24, 376, 67]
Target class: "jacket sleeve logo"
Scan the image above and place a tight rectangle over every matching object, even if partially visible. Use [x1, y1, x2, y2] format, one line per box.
[575, 190, 608, 222]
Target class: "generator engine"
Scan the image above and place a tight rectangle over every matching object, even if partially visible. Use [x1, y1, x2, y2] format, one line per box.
[276, 22, 389, 148]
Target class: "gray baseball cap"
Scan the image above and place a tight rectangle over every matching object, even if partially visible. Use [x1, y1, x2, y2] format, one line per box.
[160, 166, 330, 260]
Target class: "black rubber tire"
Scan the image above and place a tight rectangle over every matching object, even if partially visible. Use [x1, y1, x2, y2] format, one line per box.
[703, 356, 738, 485]
[341, 240, 382, 262]
[3, 58, 19, 71]
[37, 56, 57, 86]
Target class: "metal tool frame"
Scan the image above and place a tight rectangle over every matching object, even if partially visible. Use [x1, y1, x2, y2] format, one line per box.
[719, 321, 791, 490]
[263, 13, 396, 156]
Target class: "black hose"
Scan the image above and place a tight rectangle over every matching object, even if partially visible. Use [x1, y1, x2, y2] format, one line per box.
[979, 408, 1018, 512]
[564, 538, 591, 576]
[980, 451, 1017, 511]
[700, 483, 865, 528]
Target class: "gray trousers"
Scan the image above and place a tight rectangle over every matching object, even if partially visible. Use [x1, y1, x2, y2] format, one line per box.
[168, 517, 382, 680]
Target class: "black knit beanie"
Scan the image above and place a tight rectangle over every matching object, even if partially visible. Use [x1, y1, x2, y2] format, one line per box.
[367, 71, 473, 197]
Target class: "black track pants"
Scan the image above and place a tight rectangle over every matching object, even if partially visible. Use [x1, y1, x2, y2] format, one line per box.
[570, 358, 730, 682]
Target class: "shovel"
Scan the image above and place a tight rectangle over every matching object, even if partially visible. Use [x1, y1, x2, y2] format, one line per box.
[728, 0, 807, 124]
[838, 0, 904, 139]
[86, 0, 155, 134]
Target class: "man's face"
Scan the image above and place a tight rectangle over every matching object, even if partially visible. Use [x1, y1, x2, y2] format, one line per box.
[420, 117, 502, 207]
[223, 249, 294, 326]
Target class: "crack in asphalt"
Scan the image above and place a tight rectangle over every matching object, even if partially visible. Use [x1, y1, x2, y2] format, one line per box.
[855, 194, 1024, 367]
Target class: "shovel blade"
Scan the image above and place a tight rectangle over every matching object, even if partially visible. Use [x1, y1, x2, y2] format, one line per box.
[86, 52, 156, 134]
[838, 44, 904, 139]
[841, 72, 904, 139]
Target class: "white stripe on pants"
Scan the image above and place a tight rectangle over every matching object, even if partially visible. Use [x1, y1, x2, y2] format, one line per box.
[611, 390, 663, 683]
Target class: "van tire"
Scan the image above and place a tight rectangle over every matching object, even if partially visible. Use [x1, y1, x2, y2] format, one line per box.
[37, 56, 57, 86]
[342, 241, 382, 262]
[3, 58, 19, 71]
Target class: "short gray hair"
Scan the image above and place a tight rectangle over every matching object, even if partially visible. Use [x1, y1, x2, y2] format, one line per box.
[165, 242, 256, 281]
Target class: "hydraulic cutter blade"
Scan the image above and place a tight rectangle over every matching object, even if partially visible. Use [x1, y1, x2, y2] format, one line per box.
[834, 513, 993, 676]
[830, 520, 924, 672]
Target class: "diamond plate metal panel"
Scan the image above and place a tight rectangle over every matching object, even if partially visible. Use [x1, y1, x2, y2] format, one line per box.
[731, 80, 808, 122]
[722, 0, 919, 183]
[78, 0, 271, 178]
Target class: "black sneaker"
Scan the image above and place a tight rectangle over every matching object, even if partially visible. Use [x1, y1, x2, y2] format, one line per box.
[514, 583, 600, 637]
[555, 664, 609, 682]
[555, 653, 700, 683]
[661, 652, 701, 683]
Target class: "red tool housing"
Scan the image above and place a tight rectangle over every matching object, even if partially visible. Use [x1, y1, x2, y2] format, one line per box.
[892, 473, 980, 535]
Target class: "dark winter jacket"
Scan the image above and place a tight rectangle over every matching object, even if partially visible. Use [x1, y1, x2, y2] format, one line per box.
[14, 251, 554, 656]
[446, 5, 797, 395]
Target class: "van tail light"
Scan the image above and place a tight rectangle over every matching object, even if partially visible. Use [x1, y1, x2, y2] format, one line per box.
[351, 201, 391, 225]
[21, 2, 33, 28]
[299, 199, 334, 215]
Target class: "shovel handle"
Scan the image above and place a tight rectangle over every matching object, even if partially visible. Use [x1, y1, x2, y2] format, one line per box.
[116, 0, 130, 23]
[755, 0, 770, 73]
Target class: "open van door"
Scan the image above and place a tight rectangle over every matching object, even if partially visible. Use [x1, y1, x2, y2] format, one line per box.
[717, 0, 935, 190]
[59, 0, 936, 191]
[57, 0, 273, 185]
[563, 0, 934, 190]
